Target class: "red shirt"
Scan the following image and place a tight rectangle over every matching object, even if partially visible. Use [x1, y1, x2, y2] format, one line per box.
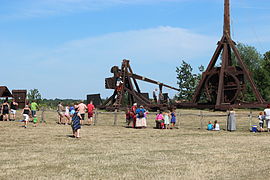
[87, 104, 95, 112]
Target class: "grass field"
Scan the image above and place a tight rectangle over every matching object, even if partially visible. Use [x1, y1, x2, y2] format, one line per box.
[1, 109, 270, 180]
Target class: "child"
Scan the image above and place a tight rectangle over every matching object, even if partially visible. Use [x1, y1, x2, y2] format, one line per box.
[71, 108, 82, 138]
[155, 111, 164, 129]
[33, 115, 38, 127]
[171, 110, 176, 128]
[207, 121, 213, 130]
[64, 105, 70, 125]
[213, 120, 220, 131]
[258, 112, 265, 132]
[163, 111, 170, 129]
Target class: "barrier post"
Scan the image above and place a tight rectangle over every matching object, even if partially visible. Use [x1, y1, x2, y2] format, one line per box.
[113, 109, 118, 126]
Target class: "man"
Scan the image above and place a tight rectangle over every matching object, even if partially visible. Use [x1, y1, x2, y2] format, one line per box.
[78, 101, 87, 125]
[10, 99, 18, 121]
[30, 101, 39, 119]
[87, 101, 95, 125]
[153, 88, 158, 103]
[57, 102, 64, 124]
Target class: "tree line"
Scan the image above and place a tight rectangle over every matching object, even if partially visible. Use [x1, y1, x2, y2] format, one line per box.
[176, 43, 270, 102]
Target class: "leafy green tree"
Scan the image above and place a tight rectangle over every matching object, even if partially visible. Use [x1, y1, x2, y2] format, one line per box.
[231, 43, 265, 101]
[258, 51, 270, 101]
[27, 89, 42, 103]
[176, 60, 198, 101]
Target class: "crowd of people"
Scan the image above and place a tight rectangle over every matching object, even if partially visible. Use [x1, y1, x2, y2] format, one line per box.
[0, 99, 19, 121]
[5, 99, 270, 138]
[0, 99, 39, 128]
[56, 101, 95, 138]
[154, 110, 176, 129]
[257, 104, 270, 132]
[207, 120, 220, 131]
[125, 103, 177, 129]
[126, 103, 148, 128]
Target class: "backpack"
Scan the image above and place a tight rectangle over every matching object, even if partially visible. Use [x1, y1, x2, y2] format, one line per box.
[138, 111, 144, 118]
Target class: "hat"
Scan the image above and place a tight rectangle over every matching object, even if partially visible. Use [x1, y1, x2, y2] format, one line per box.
[134, 103, 137, 106]
[140, 105, 143, 108]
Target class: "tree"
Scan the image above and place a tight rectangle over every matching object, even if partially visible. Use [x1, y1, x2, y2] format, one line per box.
[176, 60, 198, 101]
[258, 51, 270, 101]
[27, 89, 42, 103]
[231, 43, 265, 101]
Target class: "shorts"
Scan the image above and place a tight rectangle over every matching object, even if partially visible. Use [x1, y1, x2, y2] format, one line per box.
[81, 113, 85, 120]
[31, 110, 36, 117]
[88, 112, 94, 118]
[259, 122, 264, 128]
[58, 111, 64, 116]
[11, 109, 16, 114]
[23, 114, 29, 121]
[3, 110, 9, 115]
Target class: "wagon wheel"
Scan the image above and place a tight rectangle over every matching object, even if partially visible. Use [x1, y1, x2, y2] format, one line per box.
[205, 72, 240, 104]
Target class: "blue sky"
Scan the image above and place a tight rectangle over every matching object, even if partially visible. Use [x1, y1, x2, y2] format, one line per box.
[1, 0, 270, 99]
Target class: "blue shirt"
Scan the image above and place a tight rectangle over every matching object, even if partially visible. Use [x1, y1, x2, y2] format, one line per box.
[207, 124, 213, 130]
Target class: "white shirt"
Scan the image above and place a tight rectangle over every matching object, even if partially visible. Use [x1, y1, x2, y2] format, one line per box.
[214, 124, 220, 131]
[264, 108, 270, 119]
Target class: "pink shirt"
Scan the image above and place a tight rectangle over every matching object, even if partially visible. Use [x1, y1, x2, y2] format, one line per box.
[78, 103, 87, 114]
[156, 114, 163, 120]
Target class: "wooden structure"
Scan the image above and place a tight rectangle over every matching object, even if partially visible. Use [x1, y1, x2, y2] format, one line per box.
[178, 0, 265, 110]
[12, 90, 27, 109]
[87, 94, 102, 106]
[0, 86, 12, 98]
[101, 59, 179, 110]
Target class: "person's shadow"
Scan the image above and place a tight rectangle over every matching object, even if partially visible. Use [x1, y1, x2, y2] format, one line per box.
[66, 135, 75, 138]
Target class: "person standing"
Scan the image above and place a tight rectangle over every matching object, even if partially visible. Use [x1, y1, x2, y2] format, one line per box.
[170, 110, 176, 128]
[22, 105, 31, 128]
[1, 100, 10, 121]
[163, 111, 170, 129]
[57, 102, 64, 124]
[78, 101, 87, 125]
[71, 108, 82, 138]
[135, 105, 146, 128]
[30, 101, 39, 119]
[153, 88, 158, 103]
[264, 104, 270, 132]
[131, 103, 137, 128]
[87, 101, 95, 125]
[10, 99, 18, 121]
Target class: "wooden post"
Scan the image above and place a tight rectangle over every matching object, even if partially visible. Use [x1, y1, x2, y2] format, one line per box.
[249, 111, 252, 130]
[41, 108, 46, 123]
[94, 109, 98, 125]
[200, 111, 204, 130]
[113, 109, 118, 126]
[177, 112, 181, 128]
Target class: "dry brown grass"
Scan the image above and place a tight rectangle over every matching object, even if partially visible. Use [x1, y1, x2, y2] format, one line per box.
[0, 109, 269, 180]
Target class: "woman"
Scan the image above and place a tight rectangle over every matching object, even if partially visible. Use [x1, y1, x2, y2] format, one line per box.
[1, 100, 10, 121]
[135, 105, 147, 128]
[22, 105, 31, 128]
[264, 104, 270, 132]
[71, 108, 82, 138]
[64, 105, 70, 125]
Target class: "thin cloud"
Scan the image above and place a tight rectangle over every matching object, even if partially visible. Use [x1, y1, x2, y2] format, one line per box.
[0, 26, 217, 98]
